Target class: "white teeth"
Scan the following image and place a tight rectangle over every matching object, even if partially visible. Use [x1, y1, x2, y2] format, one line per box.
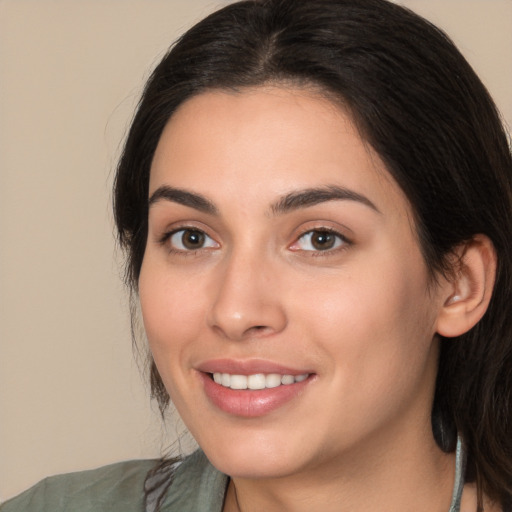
[247, 374, 266, 390]
[265, 373, 282, 388]
[281, 375, 295, 385]
[212, 372, 309, 390]
[230, 374, 248, 389]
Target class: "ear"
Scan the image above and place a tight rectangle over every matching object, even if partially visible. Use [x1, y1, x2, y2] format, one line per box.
[436, 235, 497, 338]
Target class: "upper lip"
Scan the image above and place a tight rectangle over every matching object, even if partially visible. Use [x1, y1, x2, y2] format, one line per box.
[196, 358, 312, 376]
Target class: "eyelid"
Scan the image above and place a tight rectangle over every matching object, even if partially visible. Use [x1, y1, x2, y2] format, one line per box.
[158, 225, 220, 253]
[289, 226, 352, 254]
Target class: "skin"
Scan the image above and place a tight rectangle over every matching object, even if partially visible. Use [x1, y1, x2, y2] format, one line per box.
[139, 87, 476, 511]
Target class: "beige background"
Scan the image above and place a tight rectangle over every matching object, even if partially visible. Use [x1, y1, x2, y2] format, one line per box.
[1, 0, 511, 502]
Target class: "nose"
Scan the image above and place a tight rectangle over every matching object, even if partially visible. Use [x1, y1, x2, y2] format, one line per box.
[207, 250, 287, 341]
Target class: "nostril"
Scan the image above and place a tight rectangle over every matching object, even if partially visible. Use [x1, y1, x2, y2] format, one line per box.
[244, 325, 272, 338]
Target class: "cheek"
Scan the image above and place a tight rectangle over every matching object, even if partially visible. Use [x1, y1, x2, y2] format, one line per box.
[292, 251, 437, 386]
[138, 261, 206, 369]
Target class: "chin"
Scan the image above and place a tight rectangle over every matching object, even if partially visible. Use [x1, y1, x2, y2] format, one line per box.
[208, 449, 304, 480]
[196, 427, 311, 479]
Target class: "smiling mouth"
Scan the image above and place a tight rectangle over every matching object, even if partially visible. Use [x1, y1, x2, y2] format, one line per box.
[201, 370, 314, 417]
[211, 372, 310, 390]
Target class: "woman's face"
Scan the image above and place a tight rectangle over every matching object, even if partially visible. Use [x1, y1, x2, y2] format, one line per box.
[139, 87, 447, 479]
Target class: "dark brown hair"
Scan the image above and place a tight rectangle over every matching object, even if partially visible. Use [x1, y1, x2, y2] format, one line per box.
[114, 0, 512, 508]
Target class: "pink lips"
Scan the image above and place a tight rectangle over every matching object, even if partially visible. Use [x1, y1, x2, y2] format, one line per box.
[197, 359, 314, 418]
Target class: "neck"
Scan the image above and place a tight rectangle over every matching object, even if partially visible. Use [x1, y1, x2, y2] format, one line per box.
[223, 429, 456, 512]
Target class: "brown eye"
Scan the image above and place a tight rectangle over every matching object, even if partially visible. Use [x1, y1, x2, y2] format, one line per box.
[310, 231, 336, 250]
[168, 229, 218, 251]
[182, 230, 205, 249]
[293, 229, 346, 252]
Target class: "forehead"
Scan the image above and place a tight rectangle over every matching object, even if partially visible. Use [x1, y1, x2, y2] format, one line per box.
[149, 86, 412, 222]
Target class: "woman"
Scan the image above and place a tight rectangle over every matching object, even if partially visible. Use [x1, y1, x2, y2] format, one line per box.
[2, 0, 511, 510]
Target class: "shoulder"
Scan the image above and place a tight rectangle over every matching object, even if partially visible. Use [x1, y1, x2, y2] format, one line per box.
[0, 452, 228, 512]
[0, 459, 157, 512]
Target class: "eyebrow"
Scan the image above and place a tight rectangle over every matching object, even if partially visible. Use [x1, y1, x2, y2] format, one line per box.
[148, 186, 218, 215]
[147, 184, 379, 216]
[269, 185, 380, 215]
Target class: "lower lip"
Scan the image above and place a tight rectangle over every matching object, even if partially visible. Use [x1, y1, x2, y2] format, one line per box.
[199, 372, 313, 418]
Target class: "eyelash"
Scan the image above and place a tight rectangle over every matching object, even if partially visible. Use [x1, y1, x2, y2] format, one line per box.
[158, 227, 219, 255]
[291, 227, 351, 256]
[158, 226, 351, 257]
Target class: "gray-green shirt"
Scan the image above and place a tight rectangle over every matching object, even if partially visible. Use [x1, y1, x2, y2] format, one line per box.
[0, 451, 226, 512]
